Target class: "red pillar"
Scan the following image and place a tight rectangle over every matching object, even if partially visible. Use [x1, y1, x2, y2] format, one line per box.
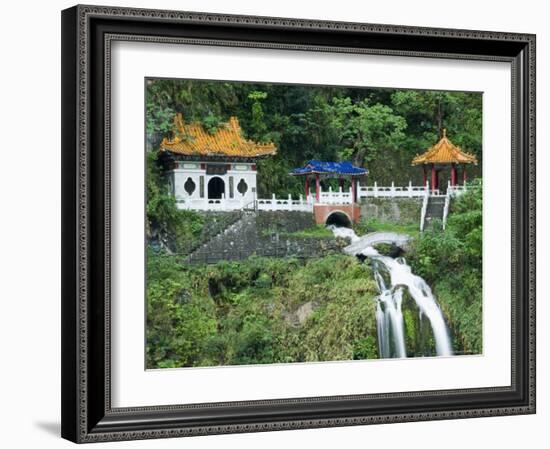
[315, 174, 320, 202]
[304, 176, 309, 199]
[431, 164, 437, 194]
[451, 164, 457, 186]
[463, 165, 467, 185]
[351, 178, 356, 203]
[423, 166, 427, 187]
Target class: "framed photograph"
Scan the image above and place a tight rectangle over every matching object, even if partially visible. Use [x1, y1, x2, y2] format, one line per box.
[61, 4, 536, 443]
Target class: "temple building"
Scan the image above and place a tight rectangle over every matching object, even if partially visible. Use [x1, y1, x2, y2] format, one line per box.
[290, 160, 368, 203]
[159, 113, 277, 210]
[411, 129, 478, 194]
[290, 160, 369, 224]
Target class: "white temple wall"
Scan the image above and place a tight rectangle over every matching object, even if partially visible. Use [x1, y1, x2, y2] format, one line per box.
[171, 161, 259, 210]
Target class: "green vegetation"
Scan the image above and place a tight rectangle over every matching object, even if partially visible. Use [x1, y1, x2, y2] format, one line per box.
[146, 253, 379, 368]
[262, 223, 334, 239]
[354, 217, 419, 239]
[146, 152, 204, 253]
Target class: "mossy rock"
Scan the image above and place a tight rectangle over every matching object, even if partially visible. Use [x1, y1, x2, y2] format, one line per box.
[373, 243, 404, 258]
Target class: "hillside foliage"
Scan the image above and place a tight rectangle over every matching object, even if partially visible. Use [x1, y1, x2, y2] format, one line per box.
[146, 254, 379, 368]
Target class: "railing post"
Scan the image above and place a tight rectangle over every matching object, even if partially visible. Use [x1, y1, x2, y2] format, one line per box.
[391, 181, 395, 198]
[272, 193, 276, 211]
[374, 181, 378, 198]
[408, 180, 412, 198]
[288, 194, 292, 210]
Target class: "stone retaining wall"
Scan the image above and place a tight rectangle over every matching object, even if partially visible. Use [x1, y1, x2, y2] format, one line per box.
[359, 197, 422, 224]
[187, 211, 345, 265]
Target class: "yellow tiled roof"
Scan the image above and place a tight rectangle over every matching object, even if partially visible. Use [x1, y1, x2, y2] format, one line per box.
[411, 129, 478, 165]
[159, 113, 277, 158]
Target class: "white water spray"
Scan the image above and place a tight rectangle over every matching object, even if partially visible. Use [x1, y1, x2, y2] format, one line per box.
[328, 225, 453, 358]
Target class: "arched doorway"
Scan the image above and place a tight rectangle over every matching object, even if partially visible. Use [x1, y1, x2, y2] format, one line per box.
[325, 211, 352, 228]
[208, 177, 225, 199]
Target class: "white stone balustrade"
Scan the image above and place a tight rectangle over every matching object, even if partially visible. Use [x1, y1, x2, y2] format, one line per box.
[318, 186, 353, 204]
[175, 193, 250, 211]
[175, 181, 466, 212]
[358, 181, 430, 198]
[446, 182, 468, 197]
[177, 193, 314, 212]
[256, 194, 313, 212]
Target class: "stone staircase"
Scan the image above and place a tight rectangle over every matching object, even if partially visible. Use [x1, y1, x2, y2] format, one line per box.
[187, 212, 259, 264]
[186, 210, 344, 265]
[423, 196, 446, 229]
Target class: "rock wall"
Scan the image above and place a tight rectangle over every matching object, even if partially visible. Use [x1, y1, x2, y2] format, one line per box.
[256, 211, 316, 233]
[359, 198, 422, 224]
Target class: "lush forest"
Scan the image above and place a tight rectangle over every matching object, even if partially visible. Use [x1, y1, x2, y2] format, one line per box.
[146, 78, 482, 196]
[145, 78, 483, 368]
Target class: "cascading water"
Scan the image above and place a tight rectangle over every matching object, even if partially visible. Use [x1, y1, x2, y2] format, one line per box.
[327, 225, 453, 358]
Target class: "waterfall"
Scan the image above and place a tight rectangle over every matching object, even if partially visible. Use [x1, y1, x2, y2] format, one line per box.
[328, 225, 453, 358]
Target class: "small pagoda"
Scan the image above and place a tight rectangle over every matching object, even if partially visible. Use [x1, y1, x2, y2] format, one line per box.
[290, 160, 368, 202]
[411, 129, 478, 194]
[159, 113, 276, 210]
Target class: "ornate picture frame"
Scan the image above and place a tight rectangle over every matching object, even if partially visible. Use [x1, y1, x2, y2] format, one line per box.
[61, 4, 535, 443]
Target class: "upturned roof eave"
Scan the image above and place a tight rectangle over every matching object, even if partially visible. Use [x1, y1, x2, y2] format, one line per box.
[159, 113, 277, 158]
[411, 156, 478, 166]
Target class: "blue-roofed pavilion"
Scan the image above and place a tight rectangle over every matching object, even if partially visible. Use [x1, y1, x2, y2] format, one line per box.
[290, 160, 368, 202]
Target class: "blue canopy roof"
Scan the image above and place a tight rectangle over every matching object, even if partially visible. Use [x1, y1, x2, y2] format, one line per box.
[290, 160, 368, 177]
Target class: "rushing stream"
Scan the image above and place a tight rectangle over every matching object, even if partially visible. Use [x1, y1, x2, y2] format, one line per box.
[327, 225, 453, 359]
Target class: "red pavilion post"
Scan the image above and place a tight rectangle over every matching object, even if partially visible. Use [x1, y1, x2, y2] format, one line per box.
[351, 177, 356, 203]
[451, 163, 457, 186]
[423, 166, 427, 188]
[431, 164, 437, 194]
[315, 173, 320, 202]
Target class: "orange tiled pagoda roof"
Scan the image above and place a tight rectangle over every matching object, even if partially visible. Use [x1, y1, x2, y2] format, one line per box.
[411, 129, 478, 165]
[159, 113, 277, 158]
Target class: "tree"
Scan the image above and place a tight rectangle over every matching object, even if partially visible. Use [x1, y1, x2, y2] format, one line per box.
[328, 98, 407, 182]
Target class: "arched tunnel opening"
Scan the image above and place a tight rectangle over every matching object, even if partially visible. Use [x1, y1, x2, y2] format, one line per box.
[325, 211, 352, 228]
